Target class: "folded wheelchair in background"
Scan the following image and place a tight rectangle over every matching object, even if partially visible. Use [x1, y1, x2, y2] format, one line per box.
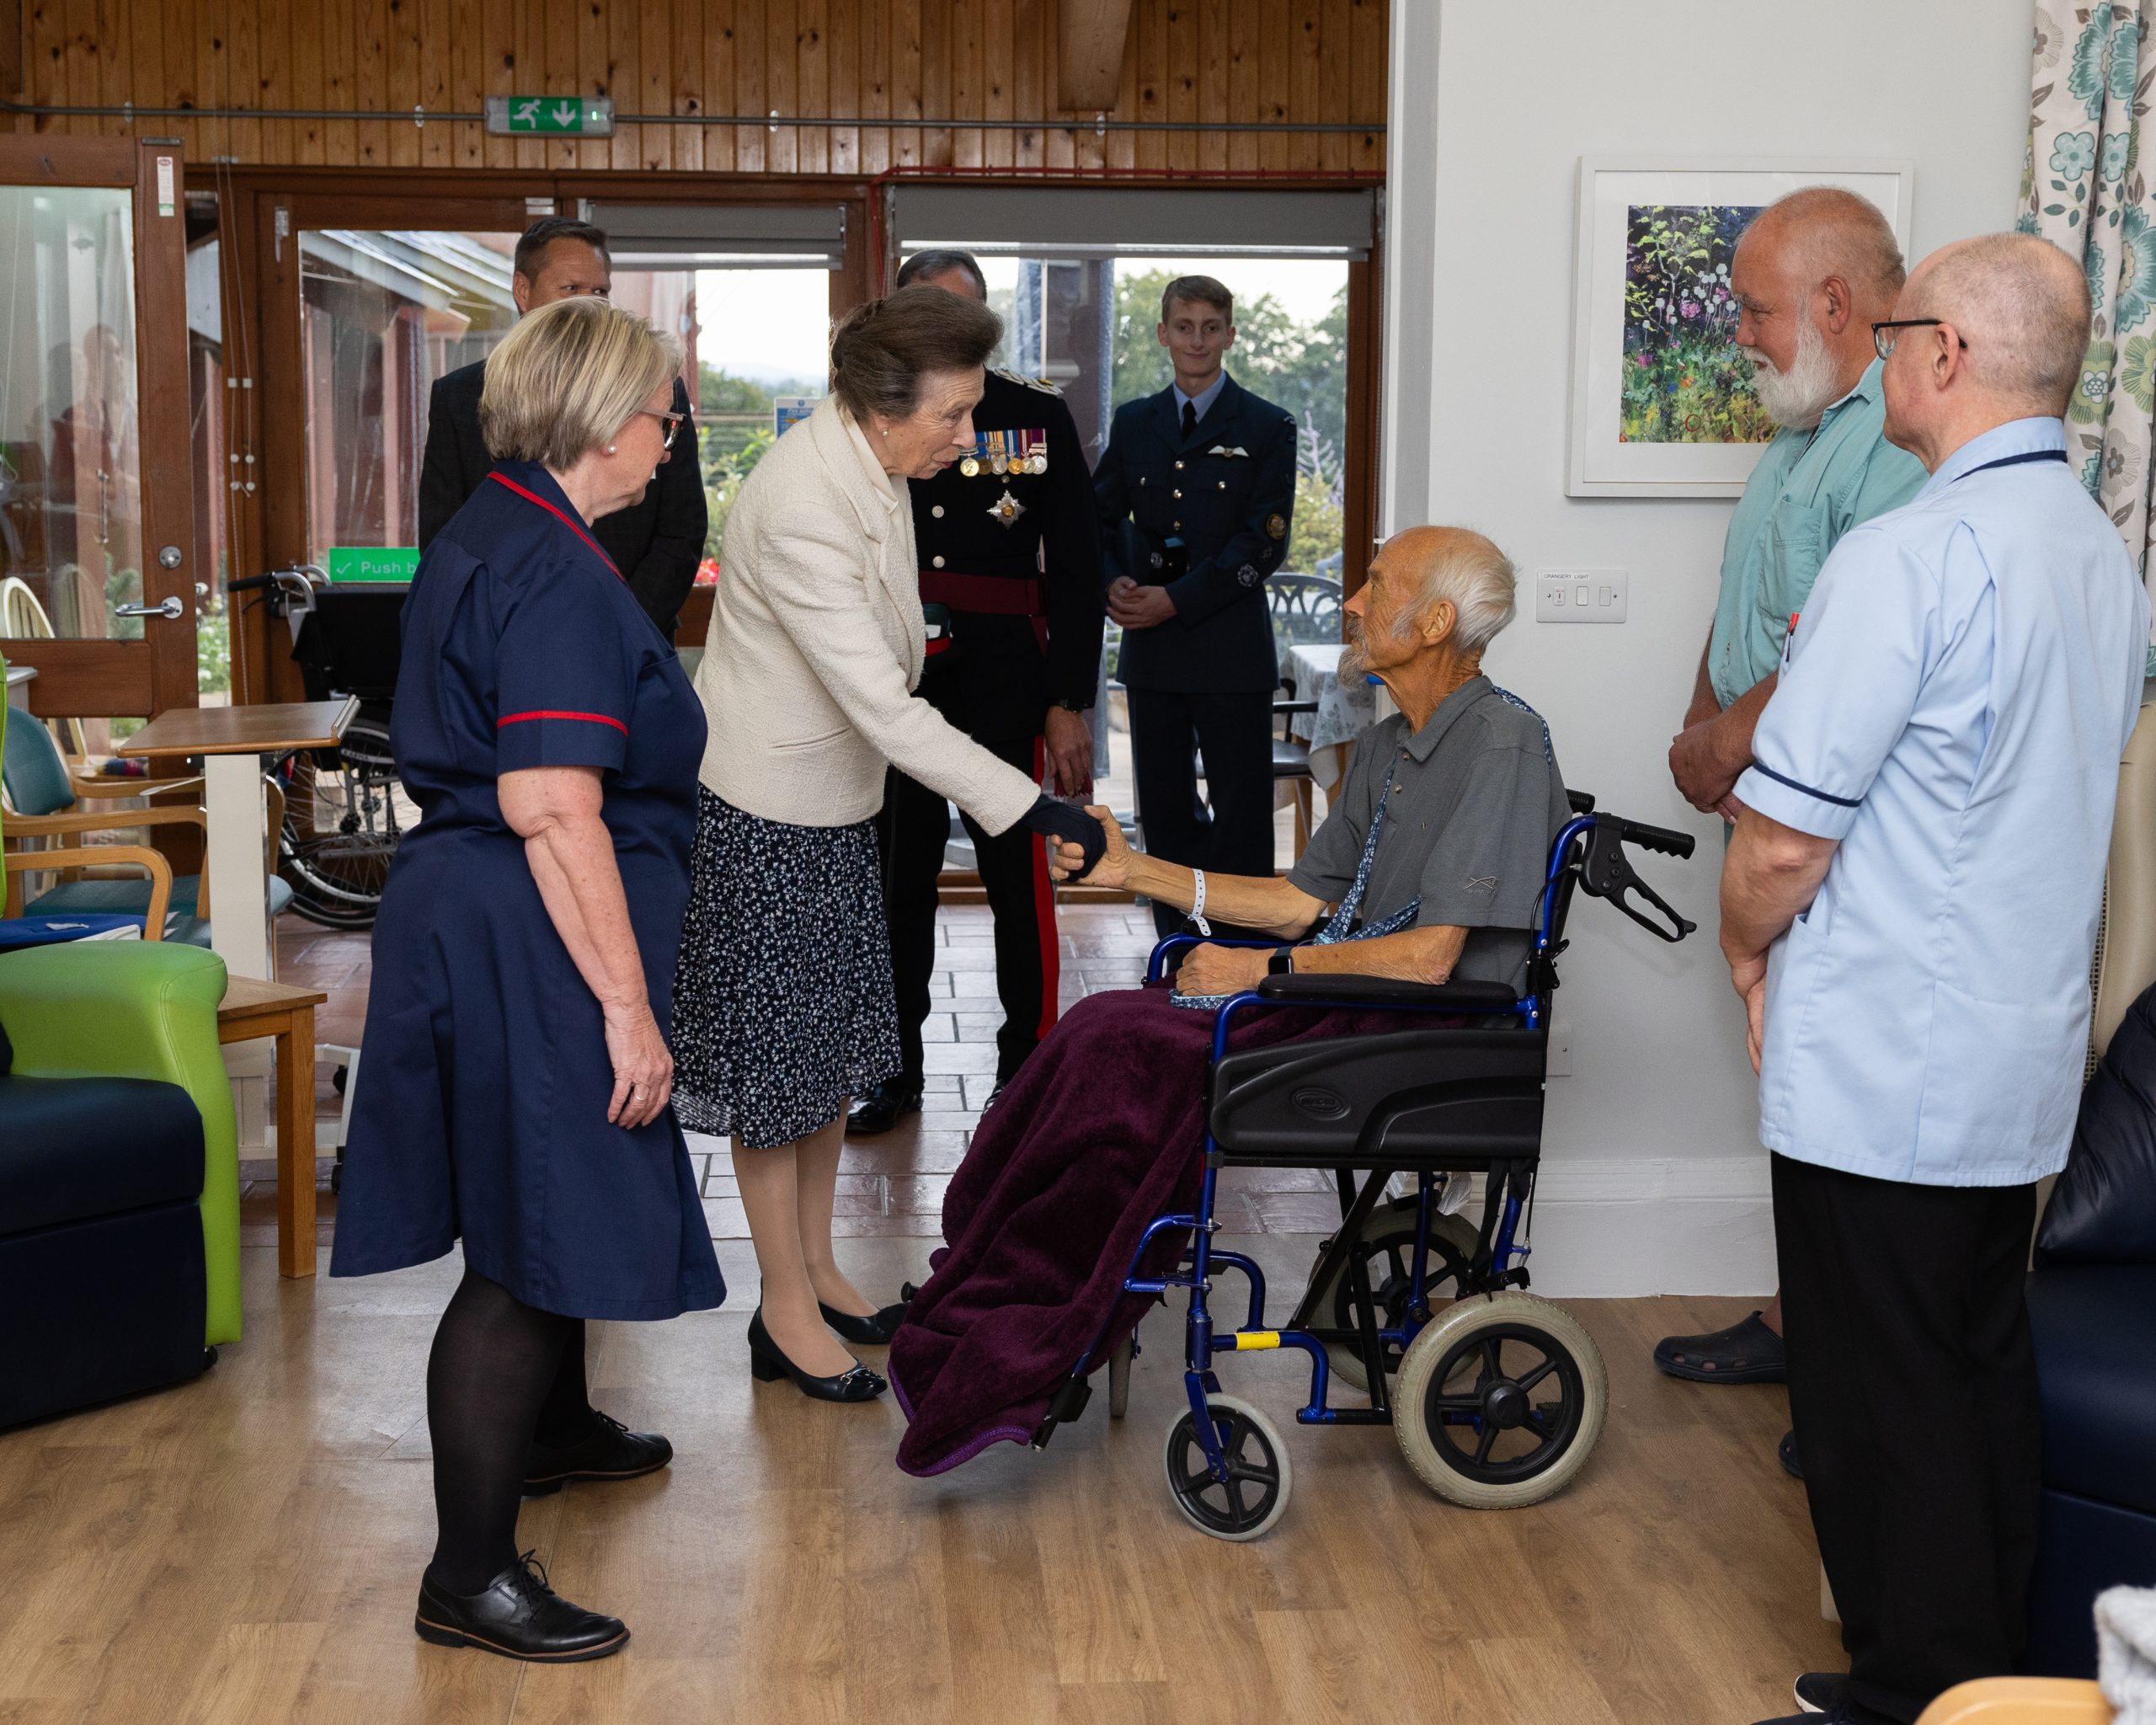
[1032, 790, 1700, 1540]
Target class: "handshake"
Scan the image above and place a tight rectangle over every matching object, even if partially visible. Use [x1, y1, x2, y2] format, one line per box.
[1021, 796, 1109, 881]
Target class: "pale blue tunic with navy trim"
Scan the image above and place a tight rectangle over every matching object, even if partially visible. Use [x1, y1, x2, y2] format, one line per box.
[1734, 417, 2148, 1187]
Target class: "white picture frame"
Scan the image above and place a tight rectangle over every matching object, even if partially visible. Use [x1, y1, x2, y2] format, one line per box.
[1566, 156, 1913, 499]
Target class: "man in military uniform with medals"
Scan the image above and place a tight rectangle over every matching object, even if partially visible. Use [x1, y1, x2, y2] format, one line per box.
[1094, 274, 1298, 936]
[847, 250, 1107, 1135]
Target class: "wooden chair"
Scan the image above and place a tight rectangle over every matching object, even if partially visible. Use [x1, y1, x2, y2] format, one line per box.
[1913, 1678, 2111, 1723]
[0, 686, 168, 937]
[0, 574, 90, 761]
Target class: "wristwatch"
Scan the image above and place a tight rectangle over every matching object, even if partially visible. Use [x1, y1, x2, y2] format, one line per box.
[1267, 947, 1295, 975]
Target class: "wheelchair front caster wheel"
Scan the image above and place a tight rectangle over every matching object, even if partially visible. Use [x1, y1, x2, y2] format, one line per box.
[1161, 1394, 1291, 1541]
[1108, 1336, 1133, 1419]
[1393, 1292, 1607, 1510]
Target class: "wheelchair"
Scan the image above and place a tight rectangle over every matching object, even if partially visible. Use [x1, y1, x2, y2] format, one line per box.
[232, 566, 410, 930]
[1027, 793, 1699, 1540]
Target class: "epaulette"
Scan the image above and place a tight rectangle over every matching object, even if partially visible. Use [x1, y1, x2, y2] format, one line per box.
[993, 366, 1063, 396]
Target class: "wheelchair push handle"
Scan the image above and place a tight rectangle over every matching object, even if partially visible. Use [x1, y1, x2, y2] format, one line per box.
[1612, 816, 1694, 860]
[1580, 816, 1697, 944]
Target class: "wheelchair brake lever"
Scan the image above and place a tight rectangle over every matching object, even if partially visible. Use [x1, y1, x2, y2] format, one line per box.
[1581, 823, 1696, 944]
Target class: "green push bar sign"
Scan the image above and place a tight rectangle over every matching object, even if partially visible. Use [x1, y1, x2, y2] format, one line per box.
[327, 547, 419, 583]
[483, 96, 616, 137]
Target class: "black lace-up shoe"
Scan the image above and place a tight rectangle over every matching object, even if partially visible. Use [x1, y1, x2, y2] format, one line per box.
[522, 1410, 673, 1497]
[414, 1552, 629, 1663]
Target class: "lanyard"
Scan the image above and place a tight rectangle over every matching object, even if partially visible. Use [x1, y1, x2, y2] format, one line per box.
[487, 472, 624, 581]
[1952, 447, 2068, 483]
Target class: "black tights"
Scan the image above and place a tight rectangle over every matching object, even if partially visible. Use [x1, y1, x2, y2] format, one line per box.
[424, 1268, 598, 1593]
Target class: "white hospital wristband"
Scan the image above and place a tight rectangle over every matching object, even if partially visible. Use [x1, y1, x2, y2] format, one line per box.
[1190, 868, 1213, 937]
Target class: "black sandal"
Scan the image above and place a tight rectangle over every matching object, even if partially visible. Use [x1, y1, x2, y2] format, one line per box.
[1652, 1311, 1787, 1384]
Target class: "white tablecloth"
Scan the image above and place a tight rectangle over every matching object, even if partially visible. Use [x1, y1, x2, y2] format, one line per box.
[1285, 643, 1376, 793]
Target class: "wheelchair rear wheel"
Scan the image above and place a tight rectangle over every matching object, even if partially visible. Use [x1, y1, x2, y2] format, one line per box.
[1392, 1292, 1607, 1509]
[1161, 1394, 1291, 1541]
[1308, 1205, 1481, 1392]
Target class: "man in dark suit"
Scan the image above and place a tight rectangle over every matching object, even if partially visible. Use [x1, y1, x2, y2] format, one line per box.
[1094, 275, 1297, 936]
[418, 216, 707, 639]
[848, 249, 1107, 1134]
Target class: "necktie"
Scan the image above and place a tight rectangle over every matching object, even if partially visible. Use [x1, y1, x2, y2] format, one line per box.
[1181, 400, 1197, 441]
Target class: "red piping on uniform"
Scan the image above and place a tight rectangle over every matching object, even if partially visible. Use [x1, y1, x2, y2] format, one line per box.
[499, 709, 629, 734]
[488, 472, 625, 581]
[1033, 734, 1061, 1040]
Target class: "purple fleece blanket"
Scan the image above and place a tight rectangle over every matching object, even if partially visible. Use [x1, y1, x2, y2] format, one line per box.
[889, 980, 1386, 1477]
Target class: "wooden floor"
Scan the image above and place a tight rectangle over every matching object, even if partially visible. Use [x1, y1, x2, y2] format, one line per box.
[2, 901, 1838, 1723]
[0, 1242, 1833, 1724]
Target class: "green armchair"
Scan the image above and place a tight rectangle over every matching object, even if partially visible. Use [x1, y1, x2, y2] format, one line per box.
[0, 942, 242, 1346]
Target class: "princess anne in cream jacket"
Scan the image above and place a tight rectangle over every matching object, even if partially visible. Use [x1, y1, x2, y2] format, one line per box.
[692, 396, 1039, 834]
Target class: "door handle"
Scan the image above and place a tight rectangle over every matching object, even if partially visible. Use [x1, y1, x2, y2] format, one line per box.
[115, 596, 185, 621]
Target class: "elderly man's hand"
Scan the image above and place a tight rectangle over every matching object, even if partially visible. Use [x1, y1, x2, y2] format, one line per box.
[1048, 805, 1131, 887]
[1669, 713, 1744, 813]
[1107, 577, 1177, 631]
[1176, 941, 1272, 997]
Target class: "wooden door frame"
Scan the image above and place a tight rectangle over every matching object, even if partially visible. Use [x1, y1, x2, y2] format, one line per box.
[215, 164, 1380, 682]
[0, 136, 200, 724]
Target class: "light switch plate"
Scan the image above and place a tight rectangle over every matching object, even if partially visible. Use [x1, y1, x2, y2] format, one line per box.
[1535, 568, 1627, 623]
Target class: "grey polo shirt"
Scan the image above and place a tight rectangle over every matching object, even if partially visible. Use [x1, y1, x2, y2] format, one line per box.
[1285, 676, 1572, 993]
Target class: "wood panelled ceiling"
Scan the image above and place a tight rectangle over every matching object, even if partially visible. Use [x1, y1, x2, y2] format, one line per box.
[10, 0, 1386, 176]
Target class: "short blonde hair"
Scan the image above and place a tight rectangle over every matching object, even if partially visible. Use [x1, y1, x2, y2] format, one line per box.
[479, 296, 682, 469]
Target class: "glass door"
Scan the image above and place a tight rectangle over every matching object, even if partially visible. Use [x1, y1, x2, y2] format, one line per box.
[0, 138, 200, 742]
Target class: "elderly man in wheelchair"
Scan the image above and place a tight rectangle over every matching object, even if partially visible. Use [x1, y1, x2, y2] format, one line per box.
[887, 526, 1695, 1539]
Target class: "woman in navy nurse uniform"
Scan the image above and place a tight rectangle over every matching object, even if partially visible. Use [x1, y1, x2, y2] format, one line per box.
[330, 296, 721, 1664]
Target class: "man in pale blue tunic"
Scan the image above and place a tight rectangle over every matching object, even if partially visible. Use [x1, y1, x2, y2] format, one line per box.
[1725, 233, 2147, 1725]
[1655, 188, 1928, 1408]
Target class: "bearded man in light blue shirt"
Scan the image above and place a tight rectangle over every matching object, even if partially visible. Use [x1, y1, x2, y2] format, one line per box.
[1657, 187, 1928, 1412]
[1725, 233, 2148, 1725]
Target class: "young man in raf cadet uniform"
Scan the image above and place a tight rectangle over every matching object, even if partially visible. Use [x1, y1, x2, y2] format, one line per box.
[847, 250, 1107, 1135]
[1093, 274, 1298, 937]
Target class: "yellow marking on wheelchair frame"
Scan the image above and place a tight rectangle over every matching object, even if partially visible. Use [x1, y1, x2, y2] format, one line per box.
[1233, 1331, 1281, 1351]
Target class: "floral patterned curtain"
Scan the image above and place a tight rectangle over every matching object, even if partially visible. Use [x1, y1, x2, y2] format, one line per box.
[2023, 3, 2156, 645]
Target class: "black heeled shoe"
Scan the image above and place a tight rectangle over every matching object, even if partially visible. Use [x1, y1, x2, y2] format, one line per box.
[817, 1299, 910, 1345]
[414, 1551, 628, 1663]
[747, 1307, 888, 1402]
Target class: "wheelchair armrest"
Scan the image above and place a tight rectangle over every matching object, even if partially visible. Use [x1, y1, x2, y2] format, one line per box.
[1271, 699, 1321, 715]
[1255, 974, 1522, 1012]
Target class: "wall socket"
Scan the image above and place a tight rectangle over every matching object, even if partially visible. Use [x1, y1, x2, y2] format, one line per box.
[1535, 568, 1628, 623]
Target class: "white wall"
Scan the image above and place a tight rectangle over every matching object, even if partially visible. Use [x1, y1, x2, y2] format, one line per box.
[1384, 0, 2033, 1295]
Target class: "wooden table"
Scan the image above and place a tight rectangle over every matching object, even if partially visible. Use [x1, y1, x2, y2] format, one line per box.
[120, 699, 355, 982]
[218, 975, 330, 1279]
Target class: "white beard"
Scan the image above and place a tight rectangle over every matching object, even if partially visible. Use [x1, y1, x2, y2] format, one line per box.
[1742, 315, 1842, 430]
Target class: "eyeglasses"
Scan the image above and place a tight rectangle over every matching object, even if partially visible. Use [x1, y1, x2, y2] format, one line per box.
[637, 407, 685, 450]
[1872, 318, 1971, 362]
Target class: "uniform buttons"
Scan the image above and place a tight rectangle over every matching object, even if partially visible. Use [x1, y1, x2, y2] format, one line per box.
[931, 505, 944, 518]
[1173, 520, 1182, 530]
[1218, 481, 1226, 489]
[1174, 460, 1185, 470]
[1172, 489, 1182, 499]
[932, 556, 946, 569]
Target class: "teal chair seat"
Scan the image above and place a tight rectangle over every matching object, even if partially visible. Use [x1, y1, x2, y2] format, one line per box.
[27, 872, 294, 946]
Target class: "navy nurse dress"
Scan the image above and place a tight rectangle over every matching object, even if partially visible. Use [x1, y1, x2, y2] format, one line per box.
[328, 462, 724, 1322]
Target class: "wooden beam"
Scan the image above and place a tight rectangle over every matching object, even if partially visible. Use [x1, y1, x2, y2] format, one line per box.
[1056, 0, 1133, 110]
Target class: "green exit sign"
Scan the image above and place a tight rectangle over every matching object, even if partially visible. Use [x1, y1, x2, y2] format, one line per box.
[483, 96, 616, 137]
[327, 547, 419, 584]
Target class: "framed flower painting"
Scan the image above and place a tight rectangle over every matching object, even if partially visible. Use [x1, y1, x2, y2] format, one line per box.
[1566, 158, 1913, 497]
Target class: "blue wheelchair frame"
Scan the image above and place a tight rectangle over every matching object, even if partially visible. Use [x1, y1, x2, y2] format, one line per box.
[1029, 802, 1695, 1495]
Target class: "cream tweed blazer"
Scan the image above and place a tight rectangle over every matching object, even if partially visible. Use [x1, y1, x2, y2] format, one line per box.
[692, 397, 1038, 834]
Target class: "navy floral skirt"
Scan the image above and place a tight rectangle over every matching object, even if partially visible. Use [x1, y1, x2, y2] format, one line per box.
[672, 788, 901, 1150]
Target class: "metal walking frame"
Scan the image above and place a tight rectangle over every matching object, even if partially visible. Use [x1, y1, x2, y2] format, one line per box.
[1027, 792, 1699, 1539]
